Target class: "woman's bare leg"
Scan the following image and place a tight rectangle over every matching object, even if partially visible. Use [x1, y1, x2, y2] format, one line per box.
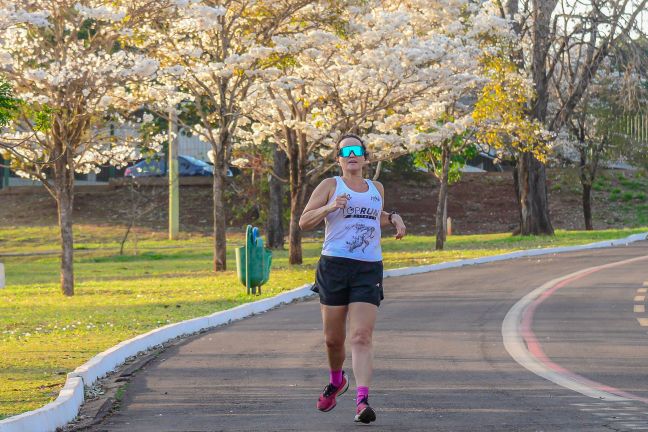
[348, 302, 378, 387]
[321, 304, 348, 370]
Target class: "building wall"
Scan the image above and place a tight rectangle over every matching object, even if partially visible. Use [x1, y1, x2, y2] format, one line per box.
[178, 132, 211, 162]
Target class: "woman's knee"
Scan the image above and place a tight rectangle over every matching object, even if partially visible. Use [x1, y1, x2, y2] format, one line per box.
[350, 328, 373, 348]
[324, 333, 345, 350]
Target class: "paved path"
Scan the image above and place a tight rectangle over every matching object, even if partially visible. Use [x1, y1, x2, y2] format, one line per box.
[94, 242, 648, 431]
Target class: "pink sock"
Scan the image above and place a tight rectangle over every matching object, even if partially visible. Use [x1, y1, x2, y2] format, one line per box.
[356, 386, 369, 404]
[330, 370, 343, 387]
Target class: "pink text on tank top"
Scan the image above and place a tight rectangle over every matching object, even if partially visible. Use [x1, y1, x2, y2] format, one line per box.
[321, 177, 383, 262]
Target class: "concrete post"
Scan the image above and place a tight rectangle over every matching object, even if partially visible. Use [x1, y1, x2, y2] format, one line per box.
[1, 155, 9, 189]
[168, 106, 179, 240]
[447, 217, 453, 237]
[0, 263, 5, 288]
[109, 124, 116, 179]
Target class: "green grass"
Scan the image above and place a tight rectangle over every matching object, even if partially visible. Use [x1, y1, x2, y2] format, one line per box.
[622, 192, 634, 202]
[599, 171, 648, 211]
[637, 205, 648, 225]
[1, 225, 648, 418]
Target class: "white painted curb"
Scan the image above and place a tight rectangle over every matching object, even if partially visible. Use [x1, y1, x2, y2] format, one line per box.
[1, 231, 646, 432]
[383, 232, 648, 278]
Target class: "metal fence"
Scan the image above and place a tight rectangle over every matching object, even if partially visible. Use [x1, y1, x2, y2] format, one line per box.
[622, 113, 648, 144]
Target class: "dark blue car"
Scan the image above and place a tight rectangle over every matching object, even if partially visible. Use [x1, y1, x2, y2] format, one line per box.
[125, 155, 226, 177]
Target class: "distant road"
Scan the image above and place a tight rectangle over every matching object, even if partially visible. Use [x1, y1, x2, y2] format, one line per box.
[94, 242, 648, 432]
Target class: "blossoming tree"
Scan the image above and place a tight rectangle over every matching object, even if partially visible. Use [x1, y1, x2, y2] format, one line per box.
[241, 0, 510, 263]
[0, 0, 168, 295]
[140, 0, 342, 271]
[386, 0, 513, 251]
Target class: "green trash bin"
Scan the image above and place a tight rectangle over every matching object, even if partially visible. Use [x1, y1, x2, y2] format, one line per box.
[235, 225, 272, 295]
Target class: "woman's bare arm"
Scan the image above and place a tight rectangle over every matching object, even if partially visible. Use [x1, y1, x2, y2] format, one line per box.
[372, 180, 406, 239]
[299, 178, 341, 231]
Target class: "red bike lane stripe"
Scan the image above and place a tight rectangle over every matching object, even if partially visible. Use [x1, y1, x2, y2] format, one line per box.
[518, 256, 648, 404]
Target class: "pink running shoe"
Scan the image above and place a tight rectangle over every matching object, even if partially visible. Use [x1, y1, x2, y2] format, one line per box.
[316, 372, 349, 412]
[354, 397, 376, 424]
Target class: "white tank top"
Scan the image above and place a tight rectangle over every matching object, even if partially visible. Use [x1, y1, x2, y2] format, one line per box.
[321, 176, 383, 262]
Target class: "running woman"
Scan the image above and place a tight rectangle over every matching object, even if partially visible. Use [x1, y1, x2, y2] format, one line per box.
[299, 134, 406, 424]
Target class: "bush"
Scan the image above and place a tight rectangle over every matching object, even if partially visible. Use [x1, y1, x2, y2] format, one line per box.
[621, 192, 634, 202]
[592, 182, 605, 191]
[635, 192, 646, 201]
[620, 178, 643, 190]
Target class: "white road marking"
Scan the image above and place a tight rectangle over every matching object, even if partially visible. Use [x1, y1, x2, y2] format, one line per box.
[503, 273, 628, 401]
[639, 288, 648, 293]
[637, 318, 648, 327]
[573, 401, 648, 429]
[635, 295, 646, 302]
[584, 409, 648, 429]
[502, 254, 648, 403]
[635, 305, 645, 313]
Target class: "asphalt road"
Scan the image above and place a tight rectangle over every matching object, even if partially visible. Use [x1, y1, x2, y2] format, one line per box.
[93, 241, 648, 432]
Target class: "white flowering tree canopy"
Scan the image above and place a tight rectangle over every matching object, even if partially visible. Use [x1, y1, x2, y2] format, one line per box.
[0, 0, 170, 182]
[237, 0, 511, 175]
[137, 0, 337, 159]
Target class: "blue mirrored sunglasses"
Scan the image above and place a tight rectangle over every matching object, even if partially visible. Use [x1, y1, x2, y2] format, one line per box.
[338, 145, 365, 158]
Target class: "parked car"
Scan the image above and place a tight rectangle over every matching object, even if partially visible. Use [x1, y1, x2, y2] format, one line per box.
[124, 155, 234, 177]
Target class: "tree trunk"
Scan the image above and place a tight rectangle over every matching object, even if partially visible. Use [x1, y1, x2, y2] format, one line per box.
[54, 143, 75, 296]
[514, 0, 557, 236]
[267, 144, 287, 249]
[288, 186, 305, 265]
[57, 187, 74, 296]
[212, 145, 227, 271]
[288, 169, 308, 265]
[582, 182, 593, 231]
[120, 221, 133, 255]
[435, 146, 450, 250]
[517, 152, 554, 235]
[442, 193, 448, 240]
[578, 146, 594, 231]
[286, 130, 308, 265]
[512, 162, 522, 235]
[372, 160, 383, 181]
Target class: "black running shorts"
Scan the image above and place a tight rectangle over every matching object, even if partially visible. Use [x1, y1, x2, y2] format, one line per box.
[312, 255, 384, 307]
